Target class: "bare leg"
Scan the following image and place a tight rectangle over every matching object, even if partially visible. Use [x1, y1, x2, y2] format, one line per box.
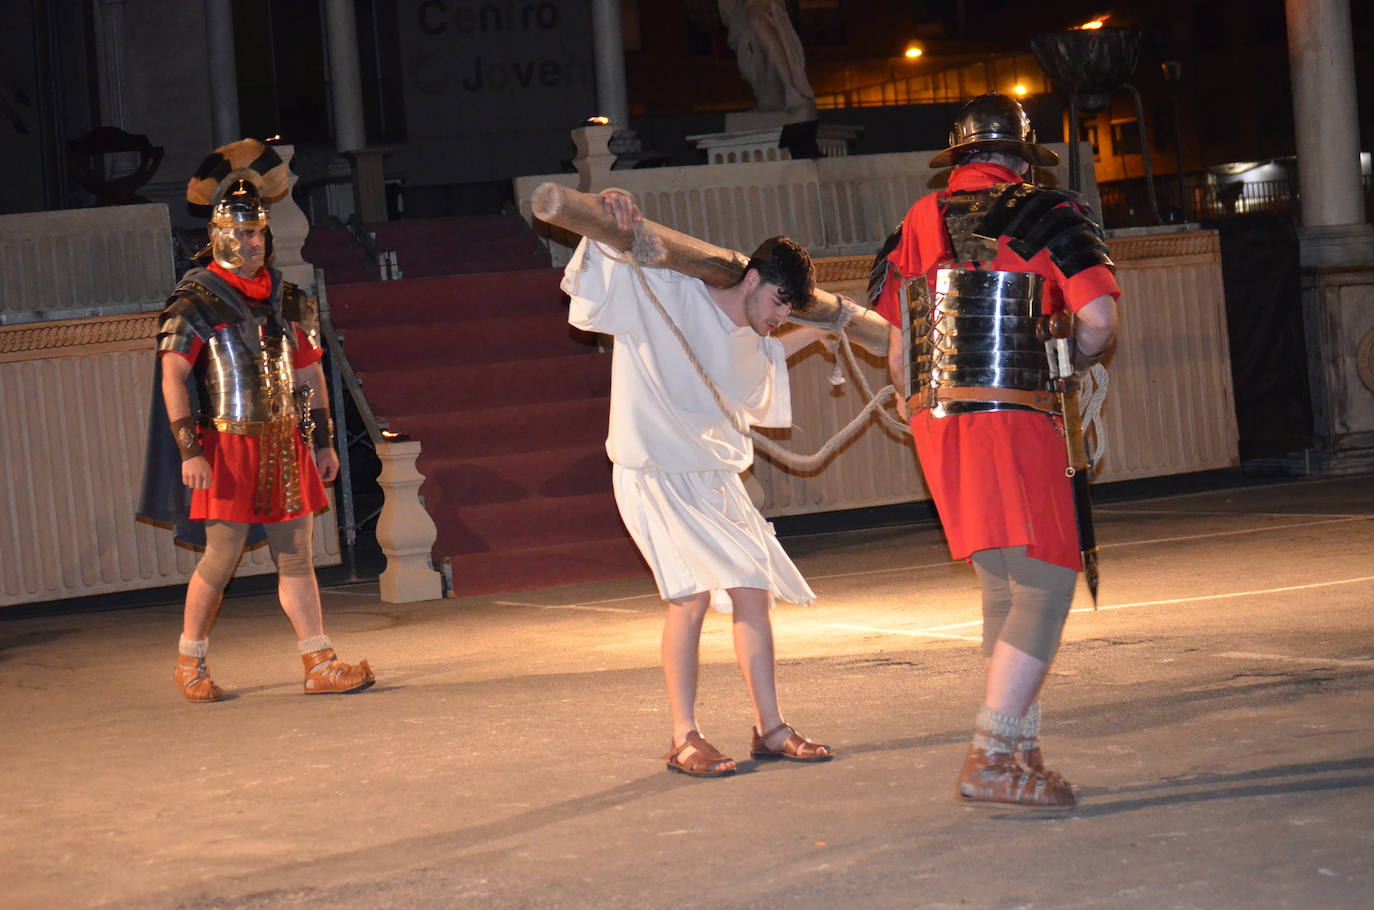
[982, 639, 1048, 718]
[662, 592, 712, 744]
[181, 571, 225, 640]
[277, 573, 326, 641]
[727, 587, 784, 735]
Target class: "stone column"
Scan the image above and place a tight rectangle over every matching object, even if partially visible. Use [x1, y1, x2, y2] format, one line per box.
[1285, 0, 1374, 267]
[590, 0, 638, 154]
[323, 0, 367, 154]
[92, 0, 129, 130]
[203, 0, 241, 147]
[375, 441, 443, 603]
[1284, 0, 1374, 474]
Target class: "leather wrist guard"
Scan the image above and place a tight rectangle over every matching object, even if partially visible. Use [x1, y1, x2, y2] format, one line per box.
[170, 416, 203, 461]
[309, 408, 335, 449]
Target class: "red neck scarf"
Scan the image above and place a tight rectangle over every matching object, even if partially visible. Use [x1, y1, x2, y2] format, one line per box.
[208, 261, 272, 300]
[947, 161, 1028, 193]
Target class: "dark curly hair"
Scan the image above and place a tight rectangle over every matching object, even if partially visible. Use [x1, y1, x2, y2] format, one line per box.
[743, 236, 815, 311]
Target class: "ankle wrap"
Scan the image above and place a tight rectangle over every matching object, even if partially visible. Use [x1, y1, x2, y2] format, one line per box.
[297, 634, 332, 655]
[178, 636, 208, 658]
[973, 705, 1023, 753]
[1019, 701, 1041, 747]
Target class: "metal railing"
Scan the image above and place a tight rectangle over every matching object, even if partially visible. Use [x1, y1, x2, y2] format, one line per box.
[314, 268, 389, 579]
[1098, 171, 1374, 227]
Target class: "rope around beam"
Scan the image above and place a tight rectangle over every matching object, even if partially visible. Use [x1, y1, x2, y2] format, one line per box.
[612, 241, 1110, 476]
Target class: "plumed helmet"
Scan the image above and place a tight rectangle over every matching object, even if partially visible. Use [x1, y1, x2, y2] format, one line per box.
[186, 139, 287, 270]
[928, 92, 1060, 169]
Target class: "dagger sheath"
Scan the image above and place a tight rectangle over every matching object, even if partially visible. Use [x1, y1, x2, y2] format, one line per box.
[1050, 339, 1100, 605]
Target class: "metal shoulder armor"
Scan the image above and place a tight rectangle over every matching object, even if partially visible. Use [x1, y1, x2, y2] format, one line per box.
[867, 223, 904, 306]
[1000, 187, 1114, 278]
[156, 292, 217, 357]
[280, 283, 321, 349]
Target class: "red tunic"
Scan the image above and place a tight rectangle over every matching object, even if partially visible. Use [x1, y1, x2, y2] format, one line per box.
[163, 265, 329, 524]
[874, 163, 1121, 571]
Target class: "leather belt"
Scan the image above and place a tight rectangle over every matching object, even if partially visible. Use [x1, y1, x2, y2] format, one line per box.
[211, 417, 267, 436]
[925, 386, 1058, 414]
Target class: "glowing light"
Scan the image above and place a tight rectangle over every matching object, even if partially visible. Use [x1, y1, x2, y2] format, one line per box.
[1078, 17, 1108, 29]
[1012, 83, 1028, 97]
[585, 115, 611, 125]
[381, 430, 400, 438]
[904, 45, 923, 59]
[265, 134, 282, 142]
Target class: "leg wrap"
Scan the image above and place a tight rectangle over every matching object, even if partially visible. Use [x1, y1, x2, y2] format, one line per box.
[999, 547, 1076, 663]
[192, 521, 250, 591]
[265, 515, 315, 578]
[971, 549, 1013, 658]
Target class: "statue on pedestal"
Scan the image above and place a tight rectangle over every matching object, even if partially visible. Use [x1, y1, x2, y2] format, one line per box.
[717, 0, 816, 119]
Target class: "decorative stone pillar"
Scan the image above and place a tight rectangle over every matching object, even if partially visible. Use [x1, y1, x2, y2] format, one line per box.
[267, 144, 314, 290]
[203, 0, 241, 147]
[572, 123, 616, 193]
[375, 440, 443, 603]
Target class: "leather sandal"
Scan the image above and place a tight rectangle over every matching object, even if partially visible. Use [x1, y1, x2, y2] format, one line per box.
[302, 648, 375, 694]
[956, 745, 1075, 810]
[662, 731, 736, 778]
[173, 654, 225, 703]
[750, 722, 833, 762]
[1019, 742, 1071, 789]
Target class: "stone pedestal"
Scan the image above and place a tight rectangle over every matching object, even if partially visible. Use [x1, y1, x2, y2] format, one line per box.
[268, 144, 314, 290]
[346, 148, 391, 224]
[572, 124, 616, 193]
[375, 440, 443, 603]
[1298, 223, 1374, 269]
[1299, 264, 1374, 473]
[688, 124, 861, 165]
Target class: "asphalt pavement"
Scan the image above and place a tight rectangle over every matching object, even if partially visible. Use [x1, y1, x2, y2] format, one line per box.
[2, 473, 1372, 909]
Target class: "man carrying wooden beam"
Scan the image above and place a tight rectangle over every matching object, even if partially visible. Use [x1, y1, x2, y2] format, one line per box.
[562, 188, 834, 778]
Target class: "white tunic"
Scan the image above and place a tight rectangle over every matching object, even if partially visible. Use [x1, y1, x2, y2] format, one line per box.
[563, 239, 815, 606]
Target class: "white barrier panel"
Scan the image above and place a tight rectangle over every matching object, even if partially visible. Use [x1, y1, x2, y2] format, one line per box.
[0, 204, 173, 324]
[0, 316, 340, 607]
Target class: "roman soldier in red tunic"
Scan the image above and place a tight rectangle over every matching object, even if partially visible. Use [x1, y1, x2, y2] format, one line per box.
[139, 139, 374, 702]
[871, 94, 1121, 807]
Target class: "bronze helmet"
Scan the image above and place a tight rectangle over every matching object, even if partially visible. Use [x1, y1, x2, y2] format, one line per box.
[186, 138, 287, 270]
[929, 92, 1060, 168]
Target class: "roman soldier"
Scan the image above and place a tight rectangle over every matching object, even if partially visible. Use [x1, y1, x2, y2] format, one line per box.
[870, 93, 1121, 808]
[139, 139, 374, 702]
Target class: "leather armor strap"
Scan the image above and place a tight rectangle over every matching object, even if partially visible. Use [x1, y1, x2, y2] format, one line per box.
[932, 386, 1057, 413]
[169, 416, 203, 460]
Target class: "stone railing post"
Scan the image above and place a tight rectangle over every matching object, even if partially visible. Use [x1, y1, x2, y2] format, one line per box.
[572, 123, 616, 193]
[268, 144, 315, 290]
[375, 440, 443, 602]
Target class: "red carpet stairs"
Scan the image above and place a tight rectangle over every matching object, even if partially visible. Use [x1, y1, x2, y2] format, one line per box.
[318, 218, 648, 597]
